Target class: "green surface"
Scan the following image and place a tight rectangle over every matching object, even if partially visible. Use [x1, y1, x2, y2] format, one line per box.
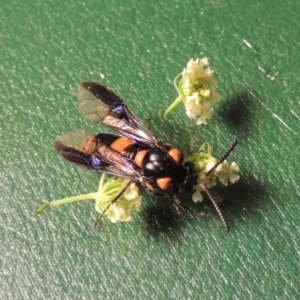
[1, 0, 299, 299]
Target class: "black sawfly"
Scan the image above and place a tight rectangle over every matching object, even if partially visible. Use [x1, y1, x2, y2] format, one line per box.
[54, 82, 237, 230]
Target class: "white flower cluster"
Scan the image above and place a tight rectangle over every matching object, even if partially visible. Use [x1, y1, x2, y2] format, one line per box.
[95, 176, 142, 223]
[182, 58, 220, 124]
[184, 143, 240, 202]
[163, 58, 220, 125]
[192, 160, 240, 202]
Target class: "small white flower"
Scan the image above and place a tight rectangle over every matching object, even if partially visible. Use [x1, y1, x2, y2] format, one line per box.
[185, 99, 202, 118]
[124, 184, 139, 200]
[192, 187, 203, 202]
[185, 92, 201, 103]
[199, 89, 210, 98]
[218, 161, 240, 186]
[196, 107, 213, 125]
[108, 204, 132, 223]
[196, 173, 210, 189]
[183, 58, 209, 80]
[206, 161, 223, 173]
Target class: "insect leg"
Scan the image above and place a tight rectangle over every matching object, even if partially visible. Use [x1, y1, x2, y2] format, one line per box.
[170, 186, 197, 215]
[172, 195, 192, 214]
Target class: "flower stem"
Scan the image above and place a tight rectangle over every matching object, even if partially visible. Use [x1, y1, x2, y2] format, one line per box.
[33, 192, 98, 217]
[163, 94, 184, 118]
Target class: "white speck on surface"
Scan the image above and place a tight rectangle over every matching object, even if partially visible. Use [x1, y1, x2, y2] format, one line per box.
[243, 39, 252, 48]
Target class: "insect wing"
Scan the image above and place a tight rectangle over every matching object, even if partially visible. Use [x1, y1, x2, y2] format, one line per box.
[78, 82, 162, 148]
[54, 129, 142, 181]
[54, 129, 96, 170]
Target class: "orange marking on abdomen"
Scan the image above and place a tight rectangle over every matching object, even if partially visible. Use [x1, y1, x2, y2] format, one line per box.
[168, 148, 182, 163]
[110, 137, 134, 154]
[156, 177, 172, 190]
[134, 149, 147, 167]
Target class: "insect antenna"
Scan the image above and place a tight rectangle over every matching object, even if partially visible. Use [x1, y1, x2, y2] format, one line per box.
[204, 140, 238, 231]
[204, 187, 230, 231]
[94, 180, 132, 229]
[206, 140, 238, 176]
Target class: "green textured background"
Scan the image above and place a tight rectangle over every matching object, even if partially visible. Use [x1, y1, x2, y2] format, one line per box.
[1, 0, 299, 299]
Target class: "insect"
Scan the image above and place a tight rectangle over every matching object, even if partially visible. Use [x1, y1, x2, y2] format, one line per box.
[54, 82, 237, 230]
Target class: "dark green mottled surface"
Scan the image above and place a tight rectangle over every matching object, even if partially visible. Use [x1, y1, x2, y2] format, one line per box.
[1, 1, 299, 299]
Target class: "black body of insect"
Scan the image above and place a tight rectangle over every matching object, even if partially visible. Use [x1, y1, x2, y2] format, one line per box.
[54, 82, 237, 230]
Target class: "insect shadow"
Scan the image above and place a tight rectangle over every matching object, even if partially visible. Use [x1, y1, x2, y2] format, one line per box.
[141, 189, 223, 238]
[142, 201, 181, 235]
[213, 167, 270, 225]
[141, 165, 271, 236]
[218, 89, 259, 136]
